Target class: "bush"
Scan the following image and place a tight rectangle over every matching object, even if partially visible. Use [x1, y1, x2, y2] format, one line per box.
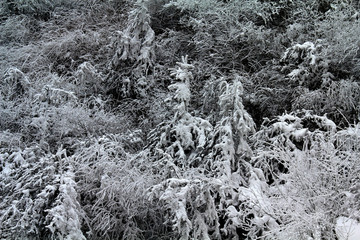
[247, 111, 360, 239]
[0, 0, 53, 19]
[71, 133, 165, 239]
[0, 147, 85, 239]
[148, 57, 257, 239]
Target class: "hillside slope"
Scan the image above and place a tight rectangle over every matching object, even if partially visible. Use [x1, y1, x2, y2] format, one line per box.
[1, 0, 360, 239]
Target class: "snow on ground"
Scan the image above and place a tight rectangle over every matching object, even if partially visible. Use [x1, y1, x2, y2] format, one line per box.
[336, 217, 360, 240]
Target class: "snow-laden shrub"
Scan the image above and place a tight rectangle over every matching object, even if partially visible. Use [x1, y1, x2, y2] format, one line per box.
[251, 39, 357, 126]
[280, 41, 333, 90]
[315, 2, 360, 75]
[217, 76, 255, 154]
[0, 131, 23, 151]
[152, 111, 213, 170]
[249, 112, 335, 202]
[271, 40, 360, 126]
[14, 91, 122, 151]
[107, 0, 156, 100]
[208, 75, 255, 179]
[0, 0, 53, 19]
[148, 57, 217, 238]
[46, 167, 86, 240]
[0, 68, 121, 150]
[73, 62, 104, 97]
[0, 15, 34, 44]
[149, 178, 222, 240]
[33, 85, 77, 106]
[293, 79, 360, 126]
[336, 123, 360, 151]
[1, 67, 31, 101]
[0, 0, 90, 19]
[148, 57, 257, 239]
[148, 56, 213, 170]
[265, 132, 359, 239]
[280, 1, 360, 77]
[0, 68, 33, 133]
[111, 0, 155, 71]
[252, 110, 336, 168]
[0, 147, 85, 239]
[71, 133, 164, 239]
[158, 0, 284, 72]
[42, 30, 104, 76]
[244, 112, 360, 239]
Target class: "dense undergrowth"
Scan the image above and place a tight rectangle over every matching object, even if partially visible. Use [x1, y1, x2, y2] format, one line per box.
[1, 0, 360, 239]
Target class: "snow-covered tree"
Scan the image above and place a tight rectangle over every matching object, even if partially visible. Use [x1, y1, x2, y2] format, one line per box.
[111, 0, 155, 71]
[149, 57, 258, 239]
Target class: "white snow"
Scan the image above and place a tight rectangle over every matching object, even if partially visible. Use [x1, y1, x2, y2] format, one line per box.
[3, 162, 12, 176]
[278, 114, 297, 122]
[168, 82, 191, 103]
[288, 68, 303, 79]
[320, 116, 336, 131]
[291, 128, 308, 141]
[273, 122, 296, 134]
[336, 217, 360, 240]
